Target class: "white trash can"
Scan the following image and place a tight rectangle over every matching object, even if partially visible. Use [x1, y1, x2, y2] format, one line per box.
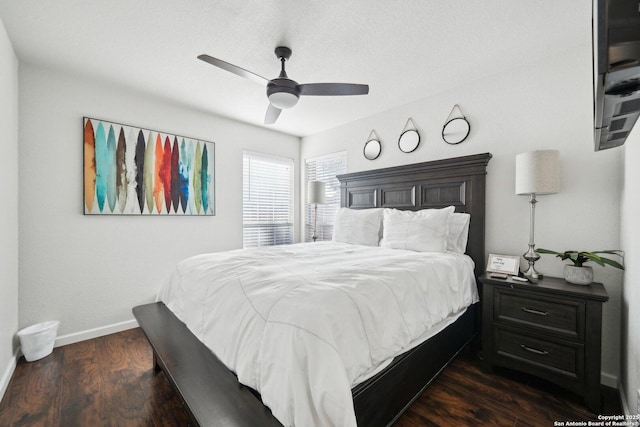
[17, 320, 60, 362]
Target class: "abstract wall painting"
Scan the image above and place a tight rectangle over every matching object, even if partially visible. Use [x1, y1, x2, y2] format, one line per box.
[83, 117, 215, 215]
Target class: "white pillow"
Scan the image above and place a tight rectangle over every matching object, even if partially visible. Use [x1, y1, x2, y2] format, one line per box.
[333, 208, 382, 246]
[380, 206, 454, 252]
[446, 212, 470, 253]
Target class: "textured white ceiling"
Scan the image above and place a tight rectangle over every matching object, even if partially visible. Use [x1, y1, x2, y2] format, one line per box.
[0, 1, 590, 137]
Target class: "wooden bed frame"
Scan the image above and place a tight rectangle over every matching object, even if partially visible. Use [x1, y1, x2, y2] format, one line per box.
[339, 152, 491, 426]
[133, 152, 492, 427]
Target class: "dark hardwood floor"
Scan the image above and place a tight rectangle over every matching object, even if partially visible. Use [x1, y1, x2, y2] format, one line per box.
[0, 328, 622, 426]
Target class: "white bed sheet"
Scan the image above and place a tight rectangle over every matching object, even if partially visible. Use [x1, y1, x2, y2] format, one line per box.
[157, 241, 478, 427]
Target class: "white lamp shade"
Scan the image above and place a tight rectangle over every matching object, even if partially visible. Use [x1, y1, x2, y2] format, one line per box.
[307, 181, 326, 204]
[515, 150, 560, 195]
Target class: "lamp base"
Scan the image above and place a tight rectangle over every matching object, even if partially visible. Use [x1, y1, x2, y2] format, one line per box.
[523, 244, 542, 283]
[522, 265, 542, 283]
[312, 203, 318, 242]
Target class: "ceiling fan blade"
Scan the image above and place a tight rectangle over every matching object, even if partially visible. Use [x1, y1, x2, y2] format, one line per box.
[264, 104, 282, 125]
[298, 83, 369, 96]
[197, 54, 268, 85]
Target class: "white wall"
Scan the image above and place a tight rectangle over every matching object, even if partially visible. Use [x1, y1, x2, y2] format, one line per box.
[18, 64, 300, 341]
[620, 123, 640, 414]
[0, 16, 19, 398]
[302, 44, 624, 384]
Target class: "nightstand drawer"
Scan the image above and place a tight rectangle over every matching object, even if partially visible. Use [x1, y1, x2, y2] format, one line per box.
[494, 289, 585, 339]
[494, 328, 584, 379]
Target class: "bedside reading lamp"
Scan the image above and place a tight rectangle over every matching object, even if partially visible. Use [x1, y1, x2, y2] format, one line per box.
[307, 181, 326, 242]
[515, 150, 559, 282]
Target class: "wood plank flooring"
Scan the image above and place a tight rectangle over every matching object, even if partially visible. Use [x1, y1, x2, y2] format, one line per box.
[0, 328, 622, 426]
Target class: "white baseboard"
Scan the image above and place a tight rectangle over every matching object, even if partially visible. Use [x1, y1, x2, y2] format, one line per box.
[54, 318, 139, 348]
[0, 350, 18, 403]
[619, 385, 630, 416]
[601, 372, 618, 389]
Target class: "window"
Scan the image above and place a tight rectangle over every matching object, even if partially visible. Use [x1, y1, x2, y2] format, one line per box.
[304, 152, 347, 242]
[243, 151, 294, 248]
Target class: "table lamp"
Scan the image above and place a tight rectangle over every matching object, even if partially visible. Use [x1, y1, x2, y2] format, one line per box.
[307, 181, 326, 242]
[515, 150, 560, 282]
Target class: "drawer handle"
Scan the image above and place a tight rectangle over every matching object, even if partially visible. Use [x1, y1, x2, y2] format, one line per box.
[521, 307, 549, 316]
[520, 344, 549, 356]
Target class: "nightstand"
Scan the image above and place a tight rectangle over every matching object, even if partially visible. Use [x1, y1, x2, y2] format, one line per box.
[480, 274, 609, 412]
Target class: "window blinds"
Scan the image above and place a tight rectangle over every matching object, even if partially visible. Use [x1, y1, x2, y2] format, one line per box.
[304, 152, 347, 242]
[243, 151, 294, 248]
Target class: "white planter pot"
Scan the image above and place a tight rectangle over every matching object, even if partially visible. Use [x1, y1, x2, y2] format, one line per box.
[564, 265, 594, 285]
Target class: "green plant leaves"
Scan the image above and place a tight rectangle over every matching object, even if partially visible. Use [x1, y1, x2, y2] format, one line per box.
[535, 248, 624, 270]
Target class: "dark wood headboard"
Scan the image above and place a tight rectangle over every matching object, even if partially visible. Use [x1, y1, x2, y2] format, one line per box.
[336, 153, 492, 278]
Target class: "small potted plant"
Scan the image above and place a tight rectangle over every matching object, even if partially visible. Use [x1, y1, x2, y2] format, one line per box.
[535, 249, 624, 285]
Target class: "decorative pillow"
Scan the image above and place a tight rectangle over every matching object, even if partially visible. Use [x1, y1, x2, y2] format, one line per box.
[380, 206, 454, 252]
[333, 208, 382, 246]
[446, 212, 471, 253]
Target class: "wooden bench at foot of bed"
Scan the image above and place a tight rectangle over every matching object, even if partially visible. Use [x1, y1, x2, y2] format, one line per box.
[134, 301, 477, 427]
[133, 302, 282, 427]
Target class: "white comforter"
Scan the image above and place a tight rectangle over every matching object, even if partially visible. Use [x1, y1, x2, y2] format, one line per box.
[158, 241, 478, 427]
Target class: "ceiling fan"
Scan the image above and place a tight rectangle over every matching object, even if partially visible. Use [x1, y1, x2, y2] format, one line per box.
[197, 46, 369, 125]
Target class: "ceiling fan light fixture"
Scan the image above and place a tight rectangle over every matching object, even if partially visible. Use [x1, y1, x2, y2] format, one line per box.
[268, 91, 299, 109]
[198, 46, 369, 124]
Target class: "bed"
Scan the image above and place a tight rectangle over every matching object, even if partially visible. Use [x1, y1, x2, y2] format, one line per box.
[133, 152, 492, 427]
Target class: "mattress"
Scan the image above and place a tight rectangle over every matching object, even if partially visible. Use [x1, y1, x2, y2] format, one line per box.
[157, 241, 478, 427]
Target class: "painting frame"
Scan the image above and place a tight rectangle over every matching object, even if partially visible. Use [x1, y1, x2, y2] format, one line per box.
[83, 117, 215, 216]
